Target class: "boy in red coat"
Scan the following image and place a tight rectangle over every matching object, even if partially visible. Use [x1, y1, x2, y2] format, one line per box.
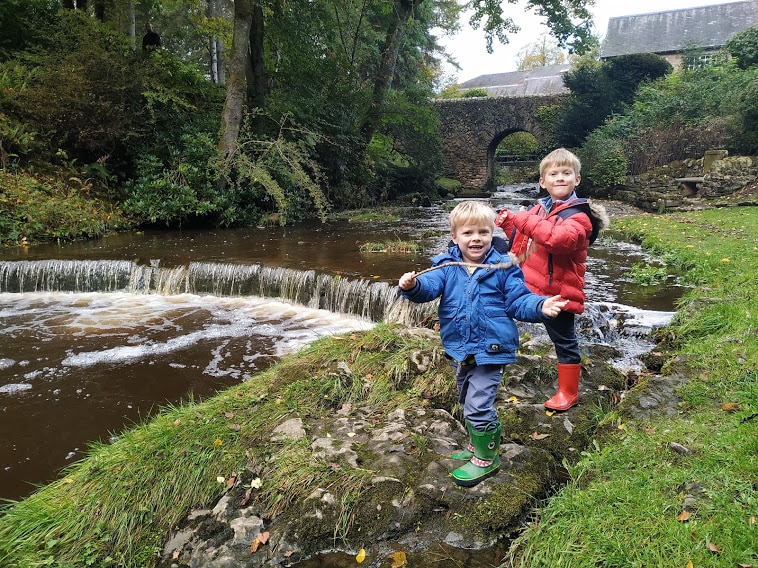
[495, 148, 607, 411]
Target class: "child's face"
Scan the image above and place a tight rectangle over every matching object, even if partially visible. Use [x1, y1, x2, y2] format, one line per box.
[540, 163, 580, 201]
[451, 221, 493, 263]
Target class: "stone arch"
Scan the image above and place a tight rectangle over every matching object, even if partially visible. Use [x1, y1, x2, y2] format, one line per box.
[435, 94, 566, 191]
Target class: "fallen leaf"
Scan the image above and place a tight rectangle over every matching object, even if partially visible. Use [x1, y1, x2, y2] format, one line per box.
[216, 476, 226, 484]
[749, 515, 756, 526]
[722, 402, 742, 412]
[223, 411, 234, 419]
[356, 548, 366, 563]
[531, 432, 550, 440]
[172, 550, 180, 560]
[349, 334, 356, 340]
[250, 531, 270, 553]
[365, 373, 374, 379]
[229, 423, 241, 431]
[388, 551, 407, 567]
[284, 550, 294, 557]
[617, 423, 626, 430]
[226, 475, 237, 488]
[545, 410, 555, 417]
[240, 488, 252, 506]
[173, 418, 181, 427]
[644, 427, 655, 434]
[505, 395, 518, 403]
[736, 563, 753, 567]
[677, 510, 691, 522]
[708, 542, 721, 554]
[686, 561, 693, 568]
[347, 432, 357, 437]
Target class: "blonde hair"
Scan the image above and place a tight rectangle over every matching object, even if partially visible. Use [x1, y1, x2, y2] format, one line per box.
[448, 201, 495, 234]
[539, 148, 581, 177]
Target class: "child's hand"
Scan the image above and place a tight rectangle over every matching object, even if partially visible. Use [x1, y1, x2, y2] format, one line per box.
[494, 209, 512, 227]
[542, 295, 569, 317]
[399, 271, 417, 291]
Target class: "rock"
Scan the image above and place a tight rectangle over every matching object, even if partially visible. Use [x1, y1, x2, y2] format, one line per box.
[158, 343, 635, 567]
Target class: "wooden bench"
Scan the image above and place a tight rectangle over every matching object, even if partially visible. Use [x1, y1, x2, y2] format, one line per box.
[675, 176, 704, 196]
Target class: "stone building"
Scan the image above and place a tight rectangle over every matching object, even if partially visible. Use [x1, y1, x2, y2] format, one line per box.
[601, 0, 758, 70]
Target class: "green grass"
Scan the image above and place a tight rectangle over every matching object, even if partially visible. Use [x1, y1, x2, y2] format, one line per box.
[510, 207, 758, 568]
[359, 239, 421, 253]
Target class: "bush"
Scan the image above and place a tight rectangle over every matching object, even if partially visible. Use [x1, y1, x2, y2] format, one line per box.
[462, 88, 488, 98]
[579, 133, 628, 189]
[724, 25, 758, 69]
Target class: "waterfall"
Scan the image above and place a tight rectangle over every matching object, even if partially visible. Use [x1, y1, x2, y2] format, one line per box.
[0, 260, 436, 326]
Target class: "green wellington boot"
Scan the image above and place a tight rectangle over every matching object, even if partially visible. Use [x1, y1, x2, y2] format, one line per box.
[451, 421, 501, 487]
[450, 421, 475, 460]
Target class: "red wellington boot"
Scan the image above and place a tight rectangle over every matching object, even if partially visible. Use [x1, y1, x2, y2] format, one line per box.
[544, 363, 581, 411]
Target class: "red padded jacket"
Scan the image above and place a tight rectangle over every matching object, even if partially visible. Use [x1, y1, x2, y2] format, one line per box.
[495, 198, 593, 314]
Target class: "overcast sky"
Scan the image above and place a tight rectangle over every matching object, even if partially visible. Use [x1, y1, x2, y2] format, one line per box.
[439, 0, 740, 83]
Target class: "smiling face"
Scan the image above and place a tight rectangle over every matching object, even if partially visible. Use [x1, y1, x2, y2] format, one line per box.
[451, 220, 493, 263]
[538, 149, 582, 202]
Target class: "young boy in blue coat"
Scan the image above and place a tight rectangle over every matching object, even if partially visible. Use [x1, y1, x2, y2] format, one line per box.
[399, 201, 567, 487]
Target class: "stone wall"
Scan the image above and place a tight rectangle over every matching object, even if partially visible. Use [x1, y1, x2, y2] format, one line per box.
[604, 153, 758, 211]
[435, 95, 565, 191]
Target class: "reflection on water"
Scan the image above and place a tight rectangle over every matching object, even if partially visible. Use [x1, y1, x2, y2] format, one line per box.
[0, 189, 683, 502]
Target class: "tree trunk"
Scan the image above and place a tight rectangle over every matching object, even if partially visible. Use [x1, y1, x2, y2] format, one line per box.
[360, 0, 417, 144]
[246, 3, 265, 110]
[217, 0, 254, 163]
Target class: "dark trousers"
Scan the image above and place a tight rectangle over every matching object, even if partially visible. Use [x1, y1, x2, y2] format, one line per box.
[544, 311, 581, 364]
[451, 361, 504, 431]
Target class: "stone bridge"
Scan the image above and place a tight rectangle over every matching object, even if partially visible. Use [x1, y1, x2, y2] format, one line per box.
[435, 94, 566, 191]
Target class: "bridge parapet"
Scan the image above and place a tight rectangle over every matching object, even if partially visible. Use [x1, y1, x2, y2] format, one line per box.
[435, 94, 566, 191]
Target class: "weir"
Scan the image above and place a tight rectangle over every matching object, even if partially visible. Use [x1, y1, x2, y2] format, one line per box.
[0, 259, 435, 327]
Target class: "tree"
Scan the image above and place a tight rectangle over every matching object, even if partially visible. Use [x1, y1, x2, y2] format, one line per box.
[468, 0, 595, 56]
[217, 0, 253, 163]
[517, 33, 571, 70]
[557, 53, 672, 147]
[724, 24, 758, 69]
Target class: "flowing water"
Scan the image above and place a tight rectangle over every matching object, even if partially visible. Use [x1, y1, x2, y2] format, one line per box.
[0, 186, 683, 503]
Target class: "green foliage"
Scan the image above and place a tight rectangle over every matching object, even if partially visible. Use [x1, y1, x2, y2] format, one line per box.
[578, 132, 628, 188]
[625, 262, 669, 286]
[558, 53, 671, 147]
[216, 113, 331, 226]
[495, 131, 539, 157]
[435, 177, 461, 196]
[585, 62, 758, 172]
[724, 24, 758, 69]
[0, 0, 58, 56]
[461, 87, 488, 98]
[0, 170, 130, 244]
[121, 132, 218, 227]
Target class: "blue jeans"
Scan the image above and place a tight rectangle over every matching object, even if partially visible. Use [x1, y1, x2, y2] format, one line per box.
[452, 361, 504, 431]
[544, 311, 581, 364]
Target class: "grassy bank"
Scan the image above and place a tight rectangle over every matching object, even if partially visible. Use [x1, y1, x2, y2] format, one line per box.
[511, 207, 758, 568]
[0, 207, 755, 567]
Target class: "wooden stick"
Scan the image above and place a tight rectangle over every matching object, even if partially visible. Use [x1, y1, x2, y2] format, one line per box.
[412, 243, 535, 277]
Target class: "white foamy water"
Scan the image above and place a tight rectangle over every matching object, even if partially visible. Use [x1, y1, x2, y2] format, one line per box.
[0, 291, 374, 391]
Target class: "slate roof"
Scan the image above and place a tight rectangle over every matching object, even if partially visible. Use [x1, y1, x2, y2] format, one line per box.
[459, 64, 571, 97]
[601, 0, 758, 58]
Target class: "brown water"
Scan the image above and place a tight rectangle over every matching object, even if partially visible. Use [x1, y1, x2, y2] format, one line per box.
[0, 190, 683, 502]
